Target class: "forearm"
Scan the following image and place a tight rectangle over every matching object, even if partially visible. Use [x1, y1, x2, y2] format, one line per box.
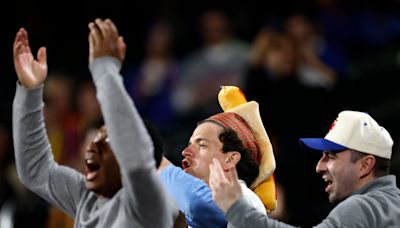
[89, 57, 174, 226]
[13, 83, 54, 190]
[12, 82, 84, 216]
[89, 57, 154, 172]
[226, 197, 296, 228]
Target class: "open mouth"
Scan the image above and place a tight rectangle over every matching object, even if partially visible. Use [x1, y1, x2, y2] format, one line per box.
[323, 177, 333, 192]
[182, 159, 191, 171]
[85, 157, 101, 180]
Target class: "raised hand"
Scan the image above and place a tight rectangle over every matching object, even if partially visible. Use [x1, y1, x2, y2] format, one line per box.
[13, 28, 48, 88]
[88, 18, 126, 63]
[209, 158, 243, 213]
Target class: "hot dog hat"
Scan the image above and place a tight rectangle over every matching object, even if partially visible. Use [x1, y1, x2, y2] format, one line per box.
[208, 85, 277, 212]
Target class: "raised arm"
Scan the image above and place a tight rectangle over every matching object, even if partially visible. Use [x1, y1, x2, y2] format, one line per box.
[87, 18, 174, 227]
[12, 28, 85, 217]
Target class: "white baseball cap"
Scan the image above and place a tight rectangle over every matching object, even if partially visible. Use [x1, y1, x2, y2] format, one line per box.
[300, 110, 393, 159]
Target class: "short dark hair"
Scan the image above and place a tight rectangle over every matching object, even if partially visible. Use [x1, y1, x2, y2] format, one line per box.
[219, 127, 259, 186]
[350, 150, 390, 177]
[199, 120, 259, 186]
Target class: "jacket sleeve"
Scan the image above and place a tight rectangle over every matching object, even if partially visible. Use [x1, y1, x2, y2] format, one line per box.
[89, 57, 175, 227]
[225, 197, 298, 228]
[12, 82, 86, 217]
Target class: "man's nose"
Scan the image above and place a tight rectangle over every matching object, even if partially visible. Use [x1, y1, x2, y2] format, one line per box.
[182, 146, 193, 157]
[87, 141, 99, 153]
[315, 156, 327, 173]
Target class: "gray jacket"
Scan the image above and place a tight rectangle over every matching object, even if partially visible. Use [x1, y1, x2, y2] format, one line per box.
[12, 57, 175, 228]
[226, 175, 400, 228]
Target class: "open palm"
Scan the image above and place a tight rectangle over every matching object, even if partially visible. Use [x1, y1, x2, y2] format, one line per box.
[13, 28, 47, 88]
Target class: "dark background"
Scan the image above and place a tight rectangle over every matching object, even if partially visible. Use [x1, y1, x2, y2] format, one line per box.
[2, 0, 400, 113]
[2, 0, 400, 158]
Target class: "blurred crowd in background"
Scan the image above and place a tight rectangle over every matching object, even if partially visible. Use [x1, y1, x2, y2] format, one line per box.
[1, 0, 400, 227]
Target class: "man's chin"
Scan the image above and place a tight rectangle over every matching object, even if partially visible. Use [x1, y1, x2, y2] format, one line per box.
[185, 169, 205, 182]
[85, 181, 99, 193]
[183, 168, 198, 177]
[328, 193, 341, 204]
[184, 168, 196, 177]
[183, 167, 190, 173]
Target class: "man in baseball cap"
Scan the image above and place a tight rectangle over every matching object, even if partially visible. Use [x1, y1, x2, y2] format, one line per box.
[208, 110, 400, 227]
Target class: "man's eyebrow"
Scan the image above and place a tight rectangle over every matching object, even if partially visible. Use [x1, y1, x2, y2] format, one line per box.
[323, 151, 336, 156]
[188, 138, 210, 145]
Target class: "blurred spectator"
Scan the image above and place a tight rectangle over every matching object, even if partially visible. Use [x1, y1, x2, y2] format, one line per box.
[172, 8, 250, 119]
[43, 74, 80, 167]
[244, 29, 302, 131]
[0, 122, 49, 228]
[123, 21, 180, 133]
[0, 123, 14, 207]
[285, 13, 347, 90]
[43, 75, 102, 171]
[243, 29, 336, 226]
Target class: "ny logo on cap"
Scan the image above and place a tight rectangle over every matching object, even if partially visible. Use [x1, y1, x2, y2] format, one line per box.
[328, 119, 337, 133]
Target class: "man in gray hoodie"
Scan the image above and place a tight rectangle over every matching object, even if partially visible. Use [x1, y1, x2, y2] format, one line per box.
[12, 18, 175, 227]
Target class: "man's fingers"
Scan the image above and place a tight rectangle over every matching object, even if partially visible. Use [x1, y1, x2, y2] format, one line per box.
[37, 47, 47, 65]
[209, 161, 219, 180]
[88, 30, 94, 62]
[209, 180, 217, 200]
[117, 36, 126, 61]
[95, 18, 110, 40]
[227, 165, 239, 184]
[209, 162, 219, 200]
[212, 158, 228, 183]
[106, 19, 119, 37]
[13, 28, 28, 57]
[13, 41, 23, 58]
[89, 22, 101, 46]
[209, 161, 221, 188]
[18, 28, 29, 48]
[13, 29, 23, 49]
[209, 163, 216, 187]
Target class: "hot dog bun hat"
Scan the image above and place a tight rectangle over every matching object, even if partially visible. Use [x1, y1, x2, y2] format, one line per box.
[208, 85, 277, 212]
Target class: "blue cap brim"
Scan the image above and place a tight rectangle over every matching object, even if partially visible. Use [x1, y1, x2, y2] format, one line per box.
[299, 138, 347, 151]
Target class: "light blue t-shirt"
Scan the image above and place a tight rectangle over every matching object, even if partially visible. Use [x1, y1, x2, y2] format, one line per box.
[160, 165, 227, 228]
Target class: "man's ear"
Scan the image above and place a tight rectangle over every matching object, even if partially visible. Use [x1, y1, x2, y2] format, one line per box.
[223, 151, 241, 170]
[359, 155, 375, 178]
